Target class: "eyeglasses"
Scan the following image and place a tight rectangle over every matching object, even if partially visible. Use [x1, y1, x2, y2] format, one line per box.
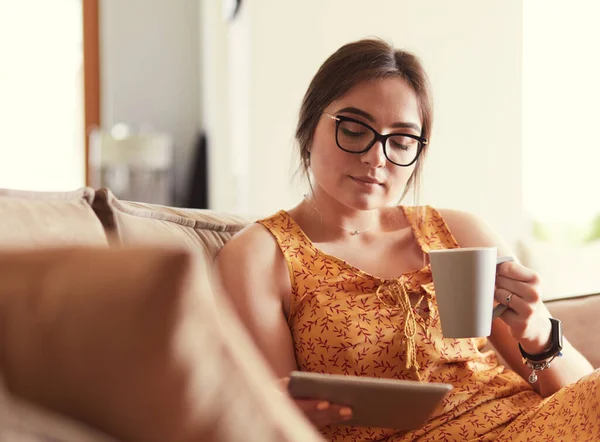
[324, 113, 427, 167]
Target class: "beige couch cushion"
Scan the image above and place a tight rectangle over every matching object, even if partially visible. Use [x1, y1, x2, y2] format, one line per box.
[0, 188, 108, 247]
[92, 188, 250, 261]
[547, 294, 600, 369]
[0, 374, 115, 442]
[0, 247, 323, 442]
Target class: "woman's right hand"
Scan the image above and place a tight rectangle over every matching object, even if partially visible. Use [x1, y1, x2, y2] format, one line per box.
[278, 377, 353, 428]
[295, 398, 353, 428]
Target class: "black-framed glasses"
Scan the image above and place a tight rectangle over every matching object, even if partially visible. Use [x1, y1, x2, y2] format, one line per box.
[324, 113, 428, 167]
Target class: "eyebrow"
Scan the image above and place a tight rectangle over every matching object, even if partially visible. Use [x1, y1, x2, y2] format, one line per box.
[335, 106, 422, 132]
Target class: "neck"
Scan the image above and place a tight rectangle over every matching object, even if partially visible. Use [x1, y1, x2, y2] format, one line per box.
[303, 190, 380, 236]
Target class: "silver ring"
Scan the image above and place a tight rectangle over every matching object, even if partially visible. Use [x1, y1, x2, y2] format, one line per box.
[505, 292, 513, 306]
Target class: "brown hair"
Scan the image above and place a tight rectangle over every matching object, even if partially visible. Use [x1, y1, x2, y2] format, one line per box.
[295, 38, 433, 202]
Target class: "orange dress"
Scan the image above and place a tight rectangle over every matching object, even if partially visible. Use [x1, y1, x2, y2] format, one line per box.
[258, 207, 600, 442]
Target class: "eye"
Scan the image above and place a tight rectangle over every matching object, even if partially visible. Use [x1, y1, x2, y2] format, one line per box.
[339, 120, 368, 138]
[389, 136, 418, 151]
[340, 127, 365, 137]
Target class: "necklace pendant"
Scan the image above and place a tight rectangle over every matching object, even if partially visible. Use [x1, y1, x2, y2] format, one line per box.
[350, 230, 360, 236]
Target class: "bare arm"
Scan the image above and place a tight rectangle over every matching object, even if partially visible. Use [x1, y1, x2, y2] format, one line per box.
[440, 209, 594, 397]
[214, 224, 354, 427]
[214, 224, 298, 379]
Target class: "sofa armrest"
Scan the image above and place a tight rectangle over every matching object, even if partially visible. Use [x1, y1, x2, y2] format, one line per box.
[546, 293, 600, 369]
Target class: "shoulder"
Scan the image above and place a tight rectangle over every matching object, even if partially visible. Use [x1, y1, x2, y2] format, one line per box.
[435, 208, 510, 251]
[216, 209, 293, 278]
[215, 217, 292, 305]
[216, 221, 281, 268]
[219, 210, 286, 253]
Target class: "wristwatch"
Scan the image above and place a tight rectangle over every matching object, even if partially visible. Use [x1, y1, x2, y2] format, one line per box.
[518, 318, 563, 362]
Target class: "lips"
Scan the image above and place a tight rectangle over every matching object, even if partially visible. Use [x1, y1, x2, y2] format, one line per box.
[351, 176, 384, 185]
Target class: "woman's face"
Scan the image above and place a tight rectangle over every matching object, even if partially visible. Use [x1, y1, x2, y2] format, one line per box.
[309, 77, 423, 210]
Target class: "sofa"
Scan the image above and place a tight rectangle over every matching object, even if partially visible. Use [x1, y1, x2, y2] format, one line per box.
[0, 186, 598, 441]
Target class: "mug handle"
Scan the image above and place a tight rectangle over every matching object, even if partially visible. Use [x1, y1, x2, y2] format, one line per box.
[492, 256, 514, 320]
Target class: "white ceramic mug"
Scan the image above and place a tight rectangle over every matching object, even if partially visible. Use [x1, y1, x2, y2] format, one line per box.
[429, 247, 513, 339]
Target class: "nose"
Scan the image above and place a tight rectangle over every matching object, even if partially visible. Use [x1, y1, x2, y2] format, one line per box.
[360, 140, 387, 168]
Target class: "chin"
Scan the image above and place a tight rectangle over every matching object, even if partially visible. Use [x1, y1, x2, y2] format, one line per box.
[345, 193, 389, 211]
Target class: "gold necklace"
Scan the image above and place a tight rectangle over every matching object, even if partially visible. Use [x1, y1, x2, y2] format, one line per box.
[303, 195, 376, 236]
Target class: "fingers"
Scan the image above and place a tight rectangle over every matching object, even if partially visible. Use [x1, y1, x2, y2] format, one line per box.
[283, 376, 353, 428]
[494, 262, 550, 343]
[496, 261, 539, 283]
[495, 274, 542, 304]
[492, 303, 508, 320]
[295, 399, 353, 428]
[494, 287, 535, 317]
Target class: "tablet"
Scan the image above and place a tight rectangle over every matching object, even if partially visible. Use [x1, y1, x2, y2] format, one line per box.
[288, 371, 452, 430]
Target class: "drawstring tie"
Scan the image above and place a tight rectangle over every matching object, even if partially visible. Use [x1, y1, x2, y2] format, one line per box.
[376, 279, 423, 380]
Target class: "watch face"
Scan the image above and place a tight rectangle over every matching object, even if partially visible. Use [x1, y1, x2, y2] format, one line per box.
[555, 319, 563, 349]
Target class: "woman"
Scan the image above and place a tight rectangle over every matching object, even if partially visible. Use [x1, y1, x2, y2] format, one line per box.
[216, 38, 599, 441]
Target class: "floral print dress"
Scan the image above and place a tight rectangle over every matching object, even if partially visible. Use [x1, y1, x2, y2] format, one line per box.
[258, 207, 600, 442]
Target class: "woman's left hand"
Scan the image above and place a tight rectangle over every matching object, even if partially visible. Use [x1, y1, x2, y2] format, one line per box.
[494, 261, 553, 354]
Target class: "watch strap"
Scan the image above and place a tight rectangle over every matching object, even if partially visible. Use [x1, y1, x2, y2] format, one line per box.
[518, 318, 563, 362]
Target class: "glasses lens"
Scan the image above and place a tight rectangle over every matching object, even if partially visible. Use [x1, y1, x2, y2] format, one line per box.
[337, 119, 375, 152]
[386, 135, 421, 165]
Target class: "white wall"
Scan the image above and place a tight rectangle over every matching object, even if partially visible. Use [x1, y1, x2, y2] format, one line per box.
[523, 0, 600, 223]
[200, 0, 236, 212]
[202, 0, 525, 248]
[0, 1, 85, 192]
[100, 0, 199, 204]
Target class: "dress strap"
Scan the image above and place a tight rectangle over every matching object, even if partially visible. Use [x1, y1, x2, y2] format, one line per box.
[401, 205, 460, 253]
[256, 210, 318, 323]
[256, 210, 298, 251]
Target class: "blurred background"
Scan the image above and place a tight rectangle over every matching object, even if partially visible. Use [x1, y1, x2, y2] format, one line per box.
[1, 0, 599, 298]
